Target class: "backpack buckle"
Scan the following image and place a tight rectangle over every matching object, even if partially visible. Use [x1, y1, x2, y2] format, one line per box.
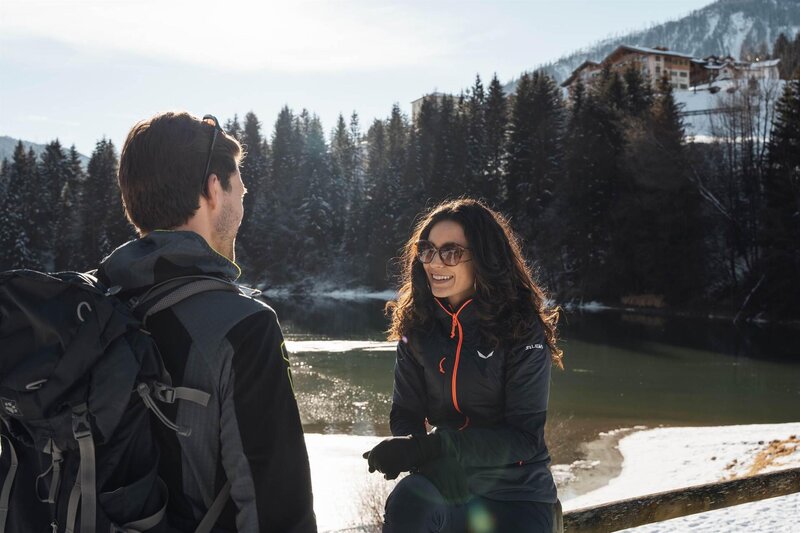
[152, 383, 176, 403]
[71, 404, 92, 439]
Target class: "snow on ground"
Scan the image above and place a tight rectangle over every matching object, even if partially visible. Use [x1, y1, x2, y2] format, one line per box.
[677, 78, 786, 140]
[561, 300, 613, 312]
[305, 423, 800, 532]
[262, 286, 396, 301]
[286, 340, 396, 353]
[305, 434, 388, 532]
[565, 423, 800, 532]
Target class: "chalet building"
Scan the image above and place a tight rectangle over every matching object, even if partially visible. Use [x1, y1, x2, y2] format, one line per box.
[605, 45, 692, 89]
[561, 45, 780, 92]
[561, 45, 692, 91]
[560, 60, 602, 89]
[691, 56, 781, 85]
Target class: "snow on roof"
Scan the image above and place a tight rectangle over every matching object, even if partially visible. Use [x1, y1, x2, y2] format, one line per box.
[612, 44, 695, 59]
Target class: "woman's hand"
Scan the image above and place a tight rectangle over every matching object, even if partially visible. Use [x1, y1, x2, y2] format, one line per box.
[362, 433, 441, 479]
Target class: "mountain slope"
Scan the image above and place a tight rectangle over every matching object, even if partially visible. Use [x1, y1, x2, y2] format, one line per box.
[0, 135, 90, 168]
[507, 0, 800, 89]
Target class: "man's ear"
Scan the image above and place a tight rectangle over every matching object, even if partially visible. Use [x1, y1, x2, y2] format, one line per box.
[205, 173, 223, 210]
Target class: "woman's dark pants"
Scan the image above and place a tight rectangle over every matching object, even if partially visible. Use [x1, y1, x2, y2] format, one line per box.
[383, 474, 562, 533]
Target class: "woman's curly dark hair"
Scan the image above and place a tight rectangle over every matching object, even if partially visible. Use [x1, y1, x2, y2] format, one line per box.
[386, 198, 563, 368]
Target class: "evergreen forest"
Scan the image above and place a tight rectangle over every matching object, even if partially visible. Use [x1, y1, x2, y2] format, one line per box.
[2, 33, 799, 321]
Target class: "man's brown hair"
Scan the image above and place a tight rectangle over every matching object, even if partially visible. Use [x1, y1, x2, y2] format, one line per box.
[118, 111, 243, 235]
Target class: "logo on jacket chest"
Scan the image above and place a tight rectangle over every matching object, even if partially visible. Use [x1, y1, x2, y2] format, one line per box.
[476, 350, 494, 359]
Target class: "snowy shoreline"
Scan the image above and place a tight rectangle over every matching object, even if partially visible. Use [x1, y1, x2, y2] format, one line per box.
[260, 287, 800, 326]
[305, 422, 800, 532]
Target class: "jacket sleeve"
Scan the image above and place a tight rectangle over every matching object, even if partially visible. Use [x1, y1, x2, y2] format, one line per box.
[390, 339, 427, 436]
[219, 309, 317, 532]
[437, 324, 552, 468]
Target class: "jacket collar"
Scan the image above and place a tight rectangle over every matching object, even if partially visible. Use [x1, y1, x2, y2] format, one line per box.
[434, 297, 479, 328]
[96, 230, 241, 293]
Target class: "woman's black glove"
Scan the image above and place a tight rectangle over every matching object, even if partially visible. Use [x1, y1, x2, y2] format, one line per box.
[362, 433, 441, 480]
[415, 457, 470, 505]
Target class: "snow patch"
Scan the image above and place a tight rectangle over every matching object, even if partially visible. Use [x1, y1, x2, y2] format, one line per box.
[285, 340, 396, 353]
[563, 422, 800, 532]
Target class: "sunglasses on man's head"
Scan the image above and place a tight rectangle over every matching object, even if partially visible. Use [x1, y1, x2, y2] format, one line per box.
[200, 114, 224, 196]
[416, 240, 471, 266]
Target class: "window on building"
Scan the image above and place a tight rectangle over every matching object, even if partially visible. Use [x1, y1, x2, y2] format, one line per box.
[680, 84, 688, 89]
[680, 71, 687, 77]
[656, 56, 661, 61]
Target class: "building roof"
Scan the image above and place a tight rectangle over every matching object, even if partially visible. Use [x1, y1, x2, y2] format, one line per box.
[410, 92, 450, 105]
[605, 44, 695, 64]
[560, 60, 601, 87]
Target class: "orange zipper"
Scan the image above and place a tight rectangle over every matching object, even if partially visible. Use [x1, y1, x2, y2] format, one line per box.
[434, 298, 473, 430]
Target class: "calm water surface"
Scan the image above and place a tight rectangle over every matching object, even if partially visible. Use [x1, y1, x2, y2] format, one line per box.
[269, 297, 800, 464]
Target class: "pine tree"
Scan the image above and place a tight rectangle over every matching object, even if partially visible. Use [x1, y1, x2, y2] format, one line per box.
[362, 118, 393, 287]
[82, 139, 133, 264]
[621, 76, 705, 303]
[597, 65, 626, 110]
[297, 114, 336, 276]
[237, 111, 272, 272]
[224, 114, 243, 141]
[465, 75, 488, 198]
[0, 142, 39, 269]
[559, 81, 627, 299]
[341, 112, 365, 259]
[331, 113, 356, 212]
[331, 112, 358, 259]
[623, 64, 654, 116]
[413, 96, 440, 196]
[505, 71, 564, 245]
[760, 76, 800, 315]
[483, 74, 508, 202]
[385, 104, 415, 246]
[0, 158, 10, 209]
[263, 107, 300, 283]
[430, 95, 458, 202]
[34, 140, 70, 270]
[55, 146, 89, 270]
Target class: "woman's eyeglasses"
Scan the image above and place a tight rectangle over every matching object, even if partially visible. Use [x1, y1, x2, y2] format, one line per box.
[201, 114, 224, 196]
[416, 240, 471, 266]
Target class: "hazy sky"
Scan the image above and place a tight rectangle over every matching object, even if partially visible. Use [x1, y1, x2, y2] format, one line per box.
[0, 0, 716, 155]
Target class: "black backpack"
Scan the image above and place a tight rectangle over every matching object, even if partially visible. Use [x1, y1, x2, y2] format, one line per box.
[0, 269, 238, 533]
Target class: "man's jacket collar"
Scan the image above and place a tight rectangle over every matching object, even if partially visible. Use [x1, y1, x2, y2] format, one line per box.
[97, 230, 241, 293]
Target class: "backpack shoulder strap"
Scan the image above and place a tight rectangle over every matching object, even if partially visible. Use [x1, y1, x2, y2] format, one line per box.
[142, 278, 239, 323]
[129, 276, 240, 328]
[194, 480, 232, 533]
[0, 434, 18, 533]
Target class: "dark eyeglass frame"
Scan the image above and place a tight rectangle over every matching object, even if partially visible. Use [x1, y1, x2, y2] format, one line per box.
[416, 240, 472, 266]
[200, 114, 224, 196]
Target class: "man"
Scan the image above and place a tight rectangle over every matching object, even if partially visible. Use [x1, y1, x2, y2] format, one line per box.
[97, 111, 316, 532]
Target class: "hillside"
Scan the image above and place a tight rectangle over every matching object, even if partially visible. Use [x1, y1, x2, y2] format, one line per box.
[506, 0, 800, 90]
[0, 136, 90, 168]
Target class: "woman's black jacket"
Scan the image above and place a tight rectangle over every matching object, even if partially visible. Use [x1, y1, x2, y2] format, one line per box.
[390, 298, 557, 503]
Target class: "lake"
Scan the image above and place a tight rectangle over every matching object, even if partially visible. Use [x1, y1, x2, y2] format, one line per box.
[270, 296, 800, 466]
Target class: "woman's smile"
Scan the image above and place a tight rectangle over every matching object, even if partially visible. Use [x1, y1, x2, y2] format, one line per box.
[430, 273, 454, 284]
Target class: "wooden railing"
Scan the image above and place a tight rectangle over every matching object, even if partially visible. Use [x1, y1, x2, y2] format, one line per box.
[563, 467, 800, 532]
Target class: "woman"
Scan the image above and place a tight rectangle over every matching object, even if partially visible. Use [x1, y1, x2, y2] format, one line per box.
[363, 198, 564, 532]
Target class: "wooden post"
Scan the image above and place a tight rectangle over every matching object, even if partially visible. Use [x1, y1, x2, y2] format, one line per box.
[563, 467, 800, 532]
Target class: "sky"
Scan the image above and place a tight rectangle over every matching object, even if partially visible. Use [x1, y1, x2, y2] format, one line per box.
[0, 0, 717, 156]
